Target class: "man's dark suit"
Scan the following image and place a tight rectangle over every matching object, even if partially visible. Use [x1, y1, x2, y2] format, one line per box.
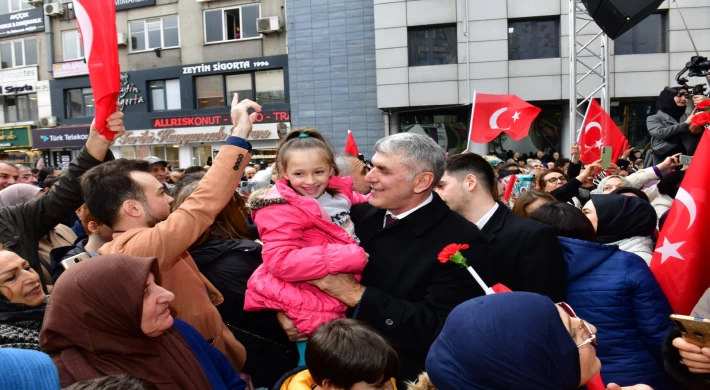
[477, 203, 567, 302]
[351, 193, 488, 383]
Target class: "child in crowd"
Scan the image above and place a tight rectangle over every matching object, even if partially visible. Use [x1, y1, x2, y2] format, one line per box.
[275, 319, 399, 390]
[244, 129, 370, 365]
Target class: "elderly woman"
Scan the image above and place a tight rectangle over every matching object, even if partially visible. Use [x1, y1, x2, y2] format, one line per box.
[39, 255, 247, 390]
[424, 292, 654, 390]
[0, 247, 48, 350]
[646, 86, 702, 166]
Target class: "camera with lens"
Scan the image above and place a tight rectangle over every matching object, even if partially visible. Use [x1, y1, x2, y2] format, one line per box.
[676, 55, 710, 96]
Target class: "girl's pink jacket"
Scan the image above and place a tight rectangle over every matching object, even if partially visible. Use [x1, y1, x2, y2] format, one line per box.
[243, 176, 370, 334]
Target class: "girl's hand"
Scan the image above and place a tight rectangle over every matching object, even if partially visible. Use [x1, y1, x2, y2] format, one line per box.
[673, 337, 710, 374]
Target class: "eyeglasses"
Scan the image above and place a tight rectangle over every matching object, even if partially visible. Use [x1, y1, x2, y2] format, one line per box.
[545, 176, 567, 185]
[677, 92, 689, 98]
[557, 302, 597, 348]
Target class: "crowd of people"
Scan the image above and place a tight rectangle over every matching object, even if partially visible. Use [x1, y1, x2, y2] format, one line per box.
[0, 90, 708, 390]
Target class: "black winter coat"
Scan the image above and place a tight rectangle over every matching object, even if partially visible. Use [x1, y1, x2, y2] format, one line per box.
[189, 238, 298, 388]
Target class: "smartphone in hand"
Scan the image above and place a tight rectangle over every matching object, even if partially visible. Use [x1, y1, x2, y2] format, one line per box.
[61, 252, 91, 270]
[679, 155, 693, 165]
[601, 146, 613, 169]
[671, 314, 710, 348]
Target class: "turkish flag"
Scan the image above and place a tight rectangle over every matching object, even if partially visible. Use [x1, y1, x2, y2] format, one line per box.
[345, 130, 359, 156]
[469, 92, 541, 143]
[651, 130, 710, 315]
[73, 0, 120, 140]
[578, 99, 628, 165]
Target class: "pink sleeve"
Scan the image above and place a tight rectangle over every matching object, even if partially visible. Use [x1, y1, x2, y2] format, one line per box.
[255, 206, 367, 282]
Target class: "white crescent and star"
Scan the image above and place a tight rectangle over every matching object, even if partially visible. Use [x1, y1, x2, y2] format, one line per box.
[489, 108, 522, 130]
[654, 187, 697, 264]
[584, 122, 603, 150]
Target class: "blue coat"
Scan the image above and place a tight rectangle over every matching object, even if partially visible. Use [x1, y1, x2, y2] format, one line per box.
[558, 237, 674, 390]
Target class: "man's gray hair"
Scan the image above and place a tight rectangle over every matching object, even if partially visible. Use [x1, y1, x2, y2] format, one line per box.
[335, 154, 355, 177]
[375, 133, 446, 187]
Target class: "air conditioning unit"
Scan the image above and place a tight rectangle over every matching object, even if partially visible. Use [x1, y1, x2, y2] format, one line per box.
[117, 33, 127, 46]
[43, 2, 64, 16]
[22, 0, 43, 5]
[39, 116, 57, 128]
[256, 16, 282, 34]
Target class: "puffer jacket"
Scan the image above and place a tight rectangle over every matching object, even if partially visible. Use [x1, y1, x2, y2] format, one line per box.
[244, 176, 369, 335]
[645, 110, 700, 166]
[610, 235, 655, 265]
[559, 237, 674, 389]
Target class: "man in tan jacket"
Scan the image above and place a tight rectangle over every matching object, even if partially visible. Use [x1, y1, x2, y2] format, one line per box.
[80, 94, 259, 371]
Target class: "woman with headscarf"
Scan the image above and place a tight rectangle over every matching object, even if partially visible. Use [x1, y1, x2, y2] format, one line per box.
[424, 292, 655, 390]
[645, 86, 702, 167]
[590, 154, 681, 195]
[582, 195, 657, 264]
[0, 246, 48, 351]
[0, 184, 77, 291]
[39, 255, 247, 389]
[649, 170, 685, 221]
[528, 202, 674, 389]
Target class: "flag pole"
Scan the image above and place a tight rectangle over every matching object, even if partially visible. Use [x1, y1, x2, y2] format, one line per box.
[576, 98, 593, 143]
[466, 90, 477, 152]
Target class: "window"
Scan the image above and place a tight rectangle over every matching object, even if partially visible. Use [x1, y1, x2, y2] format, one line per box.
[614, 13, 666, 55]
[610, 99, 656, 148]
[150, 79, 181, 111]
[0, 38, 37, 69]
[508, 18, 560, 60]
[1, 93, 37, 123]
[407, 25, 457, 66]
[129, 15, 179, 52]
[255, 70, 285, 104]
[0, 0, 32, 15]
[62, 30, 84, 61]
[66, 88, 95, 118]
[204, 4, 260, 44]
[196, 75, 225, 108]
[226, 74, 253, 102]
[192, 145, 212, 167]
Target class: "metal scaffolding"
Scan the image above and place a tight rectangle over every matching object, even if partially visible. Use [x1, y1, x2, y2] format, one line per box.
[568, 0, 610, 152]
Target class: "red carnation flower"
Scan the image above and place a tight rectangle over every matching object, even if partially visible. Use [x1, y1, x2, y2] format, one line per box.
[691, 112, 710, 128]
[696, 100, 710, 111]
[438, 243, 470, 265]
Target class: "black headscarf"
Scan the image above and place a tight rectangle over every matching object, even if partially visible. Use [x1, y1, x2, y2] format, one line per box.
[657, 170, 686, 199]
[656, 87, 687, 122]
[610, 187, 650, 203]
[591, 194, 657, 243]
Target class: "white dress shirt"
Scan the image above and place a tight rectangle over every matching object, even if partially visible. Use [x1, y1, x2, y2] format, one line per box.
[475, 202, 500, 230]
[383, 194, 434, 227]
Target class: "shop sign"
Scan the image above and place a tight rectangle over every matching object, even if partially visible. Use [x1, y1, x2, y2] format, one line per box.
[116, 0, 155, 11]
[151, 110, 291, 128]
[0, 126, 31, 148]
[0, 66, 39, 95]
[0, 8, 44, 38]
[32, 126, 90, 148]
[115, 127, 230, 146]
[52, 60, 89, 79]
[118, 73, 145, 110]
[182, 59, 272, 75]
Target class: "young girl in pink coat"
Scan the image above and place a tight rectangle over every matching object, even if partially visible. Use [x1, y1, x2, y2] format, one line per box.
[244, 129, 369, 365]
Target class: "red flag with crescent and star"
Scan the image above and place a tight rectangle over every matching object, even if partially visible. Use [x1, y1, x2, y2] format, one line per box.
[651, 130, 710, 315]
[578, 99, 628, 165]
[73, 0, 121, 140]
[468, 92, 541, 143]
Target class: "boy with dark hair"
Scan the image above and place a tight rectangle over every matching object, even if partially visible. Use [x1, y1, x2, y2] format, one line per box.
[276, 319, 399, 390]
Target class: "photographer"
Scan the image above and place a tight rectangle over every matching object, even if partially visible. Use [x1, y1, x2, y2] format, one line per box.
[645, 87, 702, 167]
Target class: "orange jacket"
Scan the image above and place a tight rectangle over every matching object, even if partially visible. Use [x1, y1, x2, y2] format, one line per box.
[100, 143, 250, 371]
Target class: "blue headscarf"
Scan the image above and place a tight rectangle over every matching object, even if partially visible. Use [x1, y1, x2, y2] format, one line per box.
[426, 292, 581, 390]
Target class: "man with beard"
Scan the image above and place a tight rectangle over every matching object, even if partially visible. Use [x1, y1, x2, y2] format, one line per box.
[79, 94, 259, 373]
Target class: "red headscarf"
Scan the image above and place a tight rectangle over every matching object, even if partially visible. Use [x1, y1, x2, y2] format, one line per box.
[39, 255, 211, 389]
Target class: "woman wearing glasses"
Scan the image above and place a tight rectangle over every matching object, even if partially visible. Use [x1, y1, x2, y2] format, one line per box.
[528, 202, 674, 390]
[645, 86, 702, 167]
[423, 292, 653, 390]
[536, 162, 600, 208]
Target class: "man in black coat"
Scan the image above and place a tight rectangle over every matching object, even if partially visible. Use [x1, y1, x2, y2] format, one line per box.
[0, 113, 123, 291]
[305, 133, 488, 384]
[436, 153, 567, 302]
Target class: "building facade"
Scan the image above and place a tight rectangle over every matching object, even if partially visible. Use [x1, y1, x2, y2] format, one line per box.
[373, 0, 710, 157]
[285, 0, 382, 157]
[11, 0, 289, 168]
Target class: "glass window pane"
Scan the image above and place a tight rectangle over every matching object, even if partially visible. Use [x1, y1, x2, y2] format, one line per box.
[120, 146, 137, 160]
[24, 38, 36, 65]
[534, 20, 559, 59]
[163, 16, 179, 48]
[408, 25, 456, 66]
[255, 70, 284, 104]
[166, 146, 179, 168]
[0, 42, 11, 69]
[0, 1, 9, 15]
[204, 10, 224, 43]
[4, 96, 16, 122]
[225, 9, 240, 40]
[635, 14, 663, 54]
[196, 75, 225, 108]
[84, 92, 95, 117]
[614, 29, 634, 55]
[165, 79, 181, 110]
[135, 145, 150, 159]
[150, 146, 166, 160]
[508, 19, 559, 60]
[147, 19, 161, 49]
[13, 41, 23, 67]
[10, 0, 19, 12]
[67, 89, 82, 118]
[63, 31, 78, 60]
[151, 87, 166, 111]
[29, 93, 37, 122]
[241, 4, 260, 39]
[130, 21, 145, 51]
[226, 74, 253, 102]
[21, 1, 31, 10]
[17, 94, 28, 121]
